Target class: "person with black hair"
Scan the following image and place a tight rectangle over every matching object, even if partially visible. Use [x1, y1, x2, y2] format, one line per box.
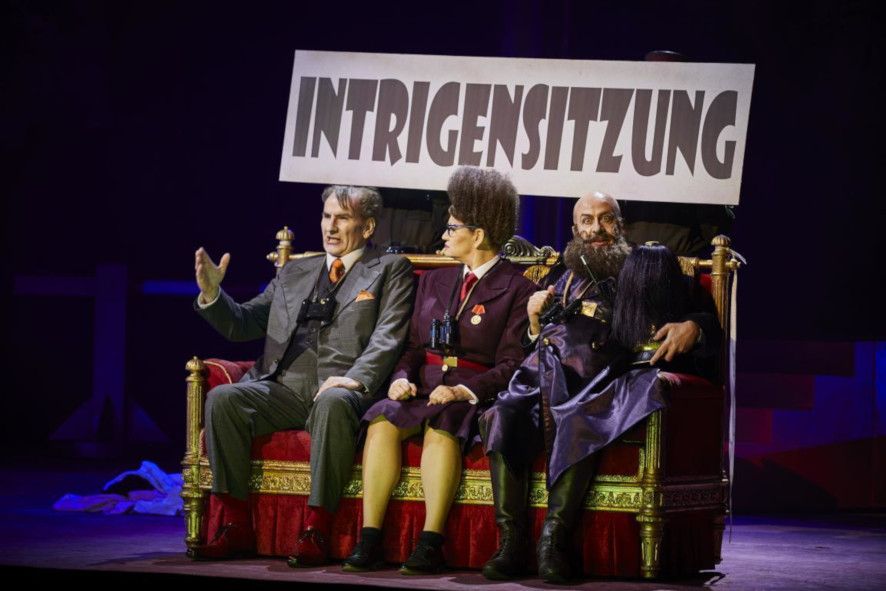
[343, 167, 537, 575]
[613, 243, 713, 366]
[480, 195, 721, 584]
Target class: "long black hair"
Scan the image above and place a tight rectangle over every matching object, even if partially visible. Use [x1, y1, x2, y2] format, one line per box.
[612, 244, 690, 349]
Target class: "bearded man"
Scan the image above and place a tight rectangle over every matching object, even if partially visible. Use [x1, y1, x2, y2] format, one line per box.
[479, 192, 720, 584]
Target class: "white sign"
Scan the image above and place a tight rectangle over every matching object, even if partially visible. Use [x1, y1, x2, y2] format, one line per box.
[280, 50, 755, 204]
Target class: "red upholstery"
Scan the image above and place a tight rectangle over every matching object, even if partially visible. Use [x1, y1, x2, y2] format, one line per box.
[199, 359, 722, 576]
[203, 359, 253, 387]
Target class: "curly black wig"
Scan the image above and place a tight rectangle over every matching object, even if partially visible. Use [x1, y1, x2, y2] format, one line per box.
[446, 166, 519, 251]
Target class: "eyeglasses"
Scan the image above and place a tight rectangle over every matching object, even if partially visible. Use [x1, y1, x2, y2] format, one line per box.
[444, 224, 478, 237]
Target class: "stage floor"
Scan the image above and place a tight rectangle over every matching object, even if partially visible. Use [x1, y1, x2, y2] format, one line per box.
[1, 458, 884, 590]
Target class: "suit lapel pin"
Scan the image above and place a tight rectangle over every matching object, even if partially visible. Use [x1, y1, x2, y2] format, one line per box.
[470, 304, 485, 325]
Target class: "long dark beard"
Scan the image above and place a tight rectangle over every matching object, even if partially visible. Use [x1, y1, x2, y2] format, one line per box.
[563, 235, 631, 280]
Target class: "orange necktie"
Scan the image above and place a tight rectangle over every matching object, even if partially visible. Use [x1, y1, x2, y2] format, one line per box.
[329, 258, 345, 284]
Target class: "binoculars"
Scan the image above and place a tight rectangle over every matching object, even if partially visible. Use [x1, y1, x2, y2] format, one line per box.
[429, 312, 459, 353]
[297, 297, 337, 326]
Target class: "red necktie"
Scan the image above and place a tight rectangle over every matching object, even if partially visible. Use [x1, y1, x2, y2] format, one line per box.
[329, 258, 345, 284]
[460, 272, 478, 302]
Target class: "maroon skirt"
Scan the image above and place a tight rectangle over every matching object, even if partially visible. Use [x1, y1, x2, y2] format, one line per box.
[360, 397, 483, 452]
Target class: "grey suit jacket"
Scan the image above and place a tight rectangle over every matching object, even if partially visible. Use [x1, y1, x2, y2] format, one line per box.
[196, 247, 414, 397]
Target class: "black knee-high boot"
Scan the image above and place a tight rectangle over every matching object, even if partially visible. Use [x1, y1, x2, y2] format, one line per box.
[536, 456, 597, 584]
[481, 452, 531, 580]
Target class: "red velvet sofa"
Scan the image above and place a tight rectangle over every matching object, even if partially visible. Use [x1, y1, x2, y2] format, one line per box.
[181, 232, 740, 578]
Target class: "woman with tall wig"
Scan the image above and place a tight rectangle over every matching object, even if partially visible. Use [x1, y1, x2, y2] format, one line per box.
[344, 167, 536, 574]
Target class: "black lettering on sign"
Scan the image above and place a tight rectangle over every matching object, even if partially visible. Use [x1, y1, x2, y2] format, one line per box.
[666, 90, 704, 175]
[406, 82, 431, 163]
[486, 85, 523, 167]
[311, 78, 347, 158]
[291, 73, 742, 185]
[631, 89, 670, 177]
[426, 82, 460, 166]
[345, 79, 378, 160]
[597, 88, 632, 173]
[567, 87, 601, 172]
[293, 77, 316, 157]
[458, 84, 491, 166]
[373, 79, 409, 164]
[701, 90, 737, 179]
[543, 87, 568, 170]
[521, 84, 548, 170]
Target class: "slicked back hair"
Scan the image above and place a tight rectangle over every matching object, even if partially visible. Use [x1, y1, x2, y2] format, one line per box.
[447, 166, 519, 251]
[321, 185, 383, 226]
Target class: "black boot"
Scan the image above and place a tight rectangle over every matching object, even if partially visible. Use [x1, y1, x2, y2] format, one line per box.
[536, 456, 597, 584]
[481, 452, 531, 580]
[343, 527, 384, 572]
[400, 531, 446, 575]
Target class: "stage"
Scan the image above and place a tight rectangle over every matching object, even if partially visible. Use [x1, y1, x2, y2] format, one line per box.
[1, 459, 884, 590]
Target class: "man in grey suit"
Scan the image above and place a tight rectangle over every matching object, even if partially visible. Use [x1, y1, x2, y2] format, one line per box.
[190, 186, 414, 565]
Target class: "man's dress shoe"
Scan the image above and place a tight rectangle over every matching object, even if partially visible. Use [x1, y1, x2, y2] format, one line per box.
[188, 523, 256, 560]
[287, 527, 329, 567]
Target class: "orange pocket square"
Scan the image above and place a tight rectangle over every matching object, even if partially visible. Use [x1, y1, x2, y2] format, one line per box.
[355, 290, 375, 302]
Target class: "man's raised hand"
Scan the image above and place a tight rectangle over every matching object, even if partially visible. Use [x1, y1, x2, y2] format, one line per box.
[195, 247, 230, 305]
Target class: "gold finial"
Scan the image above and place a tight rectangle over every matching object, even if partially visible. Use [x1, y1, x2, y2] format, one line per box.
[276, 226, 295, 241]
[269, 226, 295, 271]
[712, 235, 731, 248]
[186, 356, 206, 373]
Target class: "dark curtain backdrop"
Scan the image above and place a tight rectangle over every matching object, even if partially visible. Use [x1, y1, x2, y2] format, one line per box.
[2, 0, 884, 454]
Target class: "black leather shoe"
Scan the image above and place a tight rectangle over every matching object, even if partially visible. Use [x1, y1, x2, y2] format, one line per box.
[287, 527, 329, 567]
[481, 522, 529, 580]
[399, 540, 445, 575]
[536, 519, 572, 584]
[188, 522, 256, 561]
[343, 536, 385, 572]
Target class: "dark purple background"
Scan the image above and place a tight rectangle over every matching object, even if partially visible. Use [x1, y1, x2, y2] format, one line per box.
[2, 0, 884, 500]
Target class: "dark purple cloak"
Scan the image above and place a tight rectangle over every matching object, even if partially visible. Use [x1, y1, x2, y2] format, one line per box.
[482, 272, 666, 485]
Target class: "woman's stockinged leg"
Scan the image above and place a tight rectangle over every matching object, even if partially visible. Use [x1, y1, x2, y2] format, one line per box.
[420, 426, 463, 533]
[361, 416, 420, 528]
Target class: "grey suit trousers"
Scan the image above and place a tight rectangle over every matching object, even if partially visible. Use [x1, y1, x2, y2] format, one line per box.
[204, 378, 373, 512]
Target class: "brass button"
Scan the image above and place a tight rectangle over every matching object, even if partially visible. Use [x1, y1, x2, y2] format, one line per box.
[542, 338, 550, 346]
